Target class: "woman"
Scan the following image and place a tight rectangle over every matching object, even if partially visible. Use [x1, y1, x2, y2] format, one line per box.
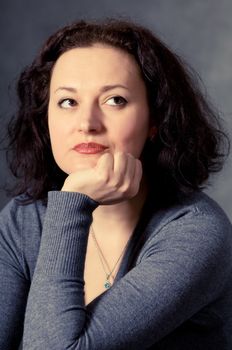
[0, 19, 231, 349]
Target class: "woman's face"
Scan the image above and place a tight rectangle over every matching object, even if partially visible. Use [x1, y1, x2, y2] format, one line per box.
[48, 44, 152, 174]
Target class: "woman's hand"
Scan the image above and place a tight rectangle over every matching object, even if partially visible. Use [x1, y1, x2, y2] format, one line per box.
[61, 152, 143, 204]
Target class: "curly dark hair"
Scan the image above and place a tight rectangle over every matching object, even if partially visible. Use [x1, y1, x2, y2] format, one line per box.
[7, 18, 229, 207]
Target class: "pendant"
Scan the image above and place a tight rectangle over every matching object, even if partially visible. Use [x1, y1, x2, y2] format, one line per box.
[104, 280, 111, 289]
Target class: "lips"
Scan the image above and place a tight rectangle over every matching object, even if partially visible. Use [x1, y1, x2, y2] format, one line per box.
[73, 142, 108, 154]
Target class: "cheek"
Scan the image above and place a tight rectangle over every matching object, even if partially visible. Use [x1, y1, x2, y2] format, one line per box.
[111, 118, 149, 157]
[49, 122, 60, 151]
[48, 115, 68, 158]
[48, 105, 69, 144]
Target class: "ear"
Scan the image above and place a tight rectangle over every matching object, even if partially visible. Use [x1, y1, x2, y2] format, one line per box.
[148, 126, 158, 141]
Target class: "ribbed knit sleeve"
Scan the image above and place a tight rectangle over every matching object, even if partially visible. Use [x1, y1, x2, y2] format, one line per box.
[35, 191, 98, 276]
[23, 191, 98, 349]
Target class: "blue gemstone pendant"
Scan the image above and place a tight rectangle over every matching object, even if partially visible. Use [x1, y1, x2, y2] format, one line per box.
[104, 280, 111, 289]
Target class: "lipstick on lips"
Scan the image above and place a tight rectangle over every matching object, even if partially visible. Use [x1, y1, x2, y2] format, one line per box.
[73, 142, 108, 154]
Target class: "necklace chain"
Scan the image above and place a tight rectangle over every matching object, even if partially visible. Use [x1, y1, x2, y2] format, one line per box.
[90, 225, 130, 289]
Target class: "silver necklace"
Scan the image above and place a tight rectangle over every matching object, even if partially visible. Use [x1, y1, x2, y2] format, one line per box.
[90, 226, 131, 289]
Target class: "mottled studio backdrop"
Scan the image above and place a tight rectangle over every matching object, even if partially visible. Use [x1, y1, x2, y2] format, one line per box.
[0, 0, 231, 219]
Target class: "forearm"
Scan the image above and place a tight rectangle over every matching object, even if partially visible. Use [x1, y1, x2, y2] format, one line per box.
[23, 191, 98, 349]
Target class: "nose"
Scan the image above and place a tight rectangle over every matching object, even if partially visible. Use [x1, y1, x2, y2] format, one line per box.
[77, 102, 103, 134]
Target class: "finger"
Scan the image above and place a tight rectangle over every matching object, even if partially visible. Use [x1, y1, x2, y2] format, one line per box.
[124, 153, 137, 181]
[96, 152, 114, 171]
[129, 159, 143, 196]
[116, 153, 136, 196]
[113, 152, 128, 185]
[95, 152, 114, 183]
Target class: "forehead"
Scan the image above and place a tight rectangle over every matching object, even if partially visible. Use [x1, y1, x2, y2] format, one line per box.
[50, 44, 144, 88]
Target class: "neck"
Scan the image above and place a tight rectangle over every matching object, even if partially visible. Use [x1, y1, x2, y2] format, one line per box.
[92, 177, 148, 239]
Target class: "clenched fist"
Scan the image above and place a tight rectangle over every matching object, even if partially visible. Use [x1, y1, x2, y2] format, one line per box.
[61, 152, 143, 204]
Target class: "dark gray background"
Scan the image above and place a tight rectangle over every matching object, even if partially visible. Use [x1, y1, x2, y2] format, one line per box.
[0, 0, 231, 219]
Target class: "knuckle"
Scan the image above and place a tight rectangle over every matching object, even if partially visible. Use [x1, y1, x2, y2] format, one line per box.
[111, 171, 124, 187]
[119, 181, 131, 195]
[110, 178, 121, 190]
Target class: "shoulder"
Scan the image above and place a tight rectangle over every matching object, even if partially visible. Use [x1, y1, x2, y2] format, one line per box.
[0, 194, 47, 279]
[140, 191, 232, 274]
[0, 193, 47, 231]
[147, 191, 231, 238]
[133, 191, 232, 303]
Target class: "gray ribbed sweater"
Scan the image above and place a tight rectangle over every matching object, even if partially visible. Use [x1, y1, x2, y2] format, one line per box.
[0, 191, 232, 349]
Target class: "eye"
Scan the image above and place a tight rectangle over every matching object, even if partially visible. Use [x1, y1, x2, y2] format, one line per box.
[106, 96, 127, 106]
[58, 98, 77, 109]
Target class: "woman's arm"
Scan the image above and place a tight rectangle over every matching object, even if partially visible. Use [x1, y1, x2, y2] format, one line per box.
[23, 191, 232, 349]
[0, 200, 30, 350]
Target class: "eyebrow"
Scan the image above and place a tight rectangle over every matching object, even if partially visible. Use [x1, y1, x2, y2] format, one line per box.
[54, 84, 129, 93]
